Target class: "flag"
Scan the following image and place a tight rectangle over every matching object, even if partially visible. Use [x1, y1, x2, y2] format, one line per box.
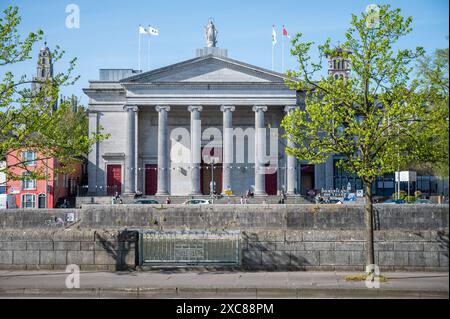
[272, 25, 277, 46]
[139, 25, 148, 34]
[283, 26, 290, 39]
[148, 26, 159, 36]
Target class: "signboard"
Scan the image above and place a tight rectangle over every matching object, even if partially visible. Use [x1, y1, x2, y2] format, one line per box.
[356, 189, 364, 197]
[395, 171, 417, 182]
[66, 212, 75, 223]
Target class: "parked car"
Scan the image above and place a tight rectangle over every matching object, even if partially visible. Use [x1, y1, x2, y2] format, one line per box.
[132, 199, 159, 204]
[183, 199, 211, 205]
[383, 198, 406, 204]
[412, 199, 433, 204]
[54, 197, 75, 208]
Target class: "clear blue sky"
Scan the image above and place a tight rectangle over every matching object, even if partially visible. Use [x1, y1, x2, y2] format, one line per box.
[2, 0, 449, 105]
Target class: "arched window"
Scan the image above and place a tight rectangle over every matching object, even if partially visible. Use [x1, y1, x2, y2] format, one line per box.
[334, 74, 339, 80]
[38, 194, 46, 208]
[333, 60, 337, 69]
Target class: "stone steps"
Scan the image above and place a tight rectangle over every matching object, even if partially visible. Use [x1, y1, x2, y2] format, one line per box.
[76, 195, 312, 206]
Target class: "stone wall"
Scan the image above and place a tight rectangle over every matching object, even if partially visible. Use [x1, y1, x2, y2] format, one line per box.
[1, 204, 448, 230]
[241, 229, 449, 271]
[0, 229, 137, 271]
[79, 204, 448, 230]
[0, 204, 448, 271]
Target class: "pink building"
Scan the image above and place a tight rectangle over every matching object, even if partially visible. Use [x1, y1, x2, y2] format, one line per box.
[6, 150, 83, 208]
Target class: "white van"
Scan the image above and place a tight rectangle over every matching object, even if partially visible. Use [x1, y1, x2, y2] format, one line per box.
[0, 194, 18, 209]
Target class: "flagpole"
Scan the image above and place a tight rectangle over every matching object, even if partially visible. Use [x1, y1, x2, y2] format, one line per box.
[138, 27, 141, 71]
[272, 43, 274, 71]
[147, 32, 150, 71]
[282, 26, 284, 73]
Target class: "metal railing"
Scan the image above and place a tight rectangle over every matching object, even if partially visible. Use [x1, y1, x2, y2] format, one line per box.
[139, 230, 241, 266]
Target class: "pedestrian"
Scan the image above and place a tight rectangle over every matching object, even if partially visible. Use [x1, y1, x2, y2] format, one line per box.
[240, 196, 244, 204]
[165, 196, 171, 204]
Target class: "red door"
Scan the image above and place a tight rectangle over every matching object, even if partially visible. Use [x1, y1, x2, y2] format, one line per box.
[145, 164, 157, 195]
[265, 170, 278, 195]
[107, 165, 122, 195]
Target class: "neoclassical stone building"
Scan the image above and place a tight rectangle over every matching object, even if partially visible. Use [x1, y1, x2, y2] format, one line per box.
[84, 37, 340, 197]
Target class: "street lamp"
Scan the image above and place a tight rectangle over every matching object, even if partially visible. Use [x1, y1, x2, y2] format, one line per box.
[204, 155, 219, 202]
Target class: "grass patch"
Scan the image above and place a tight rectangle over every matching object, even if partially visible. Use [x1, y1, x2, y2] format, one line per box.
[345, 273, 388, 282]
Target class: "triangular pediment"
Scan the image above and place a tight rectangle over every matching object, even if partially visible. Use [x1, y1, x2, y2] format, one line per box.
[120, 55, 287, 83]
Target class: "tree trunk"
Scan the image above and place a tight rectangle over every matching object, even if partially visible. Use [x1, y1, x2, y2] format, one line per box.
[364, 180, 375, 273]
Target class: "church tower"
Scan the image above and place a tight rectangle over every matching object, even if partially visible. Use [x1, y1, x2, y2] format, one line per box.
[327, 46, 350, 80]
[32, 43, 57, 111]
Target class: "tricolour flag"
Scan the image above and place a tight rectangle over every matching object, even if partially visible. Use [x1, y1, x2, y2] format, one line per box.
[148, 26, 159, 36]
[139, 25, 148, 34]
[283, 26, 290, 39]
[272, 25, 277, 46]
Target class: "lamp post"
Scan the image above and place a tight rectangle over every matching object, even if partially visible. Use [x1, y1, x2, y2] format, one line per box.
[207, 156, 219, 202]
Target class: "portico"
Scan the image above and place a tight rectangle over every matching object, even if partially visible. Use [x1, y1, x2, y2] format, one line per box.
[84, 39, 303, 196]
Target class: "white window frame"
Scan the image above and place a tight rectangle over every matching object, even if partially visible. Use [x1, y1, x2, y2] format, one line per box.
[22, 172, 36, 190]
[21, 193, 36, 209]
[37, 193, 47, 208]
[22, 151, 37, 166]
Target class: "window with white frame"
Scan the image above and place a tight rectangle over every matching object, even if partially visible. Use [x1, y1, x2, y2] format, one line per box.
[22, 151, 36, 166]
[22, 194, 36, 208]
[22, 172, 36, 190]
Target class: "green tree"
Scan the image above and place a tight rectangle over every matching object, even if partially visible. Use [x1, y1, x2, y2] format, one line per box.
[0, 6, 108, 181]
[281, 5, 446, 272]
[413, 45, 449, 176]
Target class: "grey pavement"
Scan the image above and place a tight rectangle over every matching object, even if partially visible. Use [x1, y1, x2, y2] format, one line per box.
[0, 270, 448, 298]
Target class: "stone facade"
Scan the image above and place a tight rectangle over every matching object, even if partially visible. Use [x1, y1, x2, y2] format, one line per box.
[84, 46, 325, 197]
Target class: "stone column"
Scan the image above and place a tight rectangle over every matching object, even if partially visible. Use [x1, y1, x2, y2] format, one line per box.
[284, 105, 298, 195]
[155, 105, 170, 195]
[188, 105, 203, 195]
[123, 105, 139, 194]
[252, 105, 268, 196]
[221, 105, 235, 193]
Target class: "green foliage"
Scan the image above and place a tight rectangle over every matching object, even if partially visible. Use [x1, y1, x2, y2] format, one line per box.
[0, 6, 109, 181]
[414, 46, 449, 176]
[392, 190, 407, 200]
[282, 4, 446, 197]
[405, 195, 416, 203]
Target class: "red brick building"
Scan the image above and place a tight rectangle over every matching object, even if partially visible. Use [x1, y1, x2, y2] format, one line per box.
[6, 150, 83, 208]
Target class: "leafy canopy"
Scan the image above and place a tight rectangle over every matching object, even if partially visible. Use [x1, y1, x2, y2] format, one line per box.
[282, 4, 446, 185]
[0, 6, 108, 181]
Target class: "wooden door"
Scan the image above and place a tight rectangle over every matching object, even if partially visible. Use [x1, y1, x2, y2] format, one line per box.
[145, 164, 157, 195]
[265, 170, 278, 195]
[107, 165, 122, 195]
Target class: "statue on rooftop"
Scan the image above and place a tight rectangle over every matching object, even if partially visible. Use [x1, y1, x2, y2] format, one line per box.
[204, 19, 218, 47]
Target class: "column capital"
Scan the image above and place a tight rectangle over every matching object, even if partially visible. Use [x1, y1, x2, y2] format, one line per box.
[284, 105, 298, 113]
[187, 105, 203, 112]
[156, 105, 170, 112]
[123, 105, 139, 112]
[252, 105, 267, 112]
[220, 105, 235, 112]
